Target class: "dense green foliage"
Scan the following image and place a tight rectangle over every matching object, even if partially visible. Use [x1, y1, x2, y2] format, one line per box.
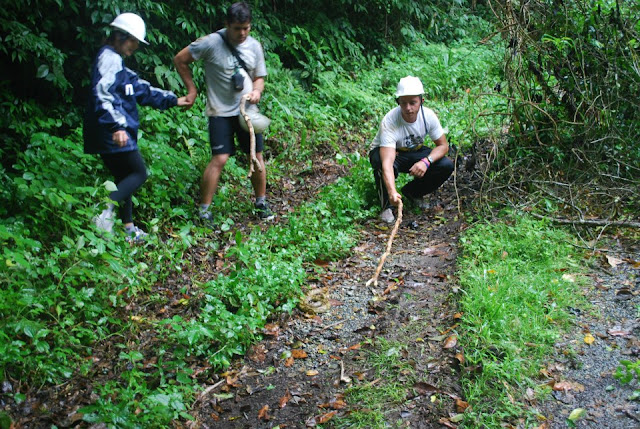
[483, 0, 639, 219]
[489, 0, 639, 154]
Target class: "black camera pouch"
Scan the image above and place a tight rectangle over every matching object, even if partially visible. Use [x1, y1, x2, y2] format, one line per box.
[231, 68, 244, 92]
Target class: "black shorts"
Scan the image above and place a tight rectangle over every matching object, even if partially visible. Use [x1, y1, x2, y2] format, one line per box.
[208, 116, 264, 156]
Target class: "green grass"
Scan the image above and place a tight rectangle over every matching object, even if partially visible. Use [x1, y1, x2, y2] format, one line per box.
[333, 338, 416, 429]
[456, 214, 589, 427]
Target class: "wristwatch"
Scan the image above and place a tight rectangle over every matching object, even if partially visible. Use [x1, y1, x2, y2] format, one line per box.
[427, 155, 434, 164]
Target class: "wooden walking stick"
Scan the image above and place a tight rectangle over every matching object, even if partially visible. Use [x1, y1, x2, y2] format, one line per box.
[239, 94, 263, 178]
[366, 200, 403, 287]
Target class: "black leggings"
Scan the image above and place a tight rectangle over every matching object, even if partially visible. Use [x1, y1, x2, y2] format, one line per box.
[100, 150, 148, 224]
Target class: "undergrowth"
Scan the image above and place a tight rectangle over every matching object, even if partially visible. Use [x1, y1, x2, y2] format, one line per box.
[457, 214, 589, 427]
[0, 31, 503, 426]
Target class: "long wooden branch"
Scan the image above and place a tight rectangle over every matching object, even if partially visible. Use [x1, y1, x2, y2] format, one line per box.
[530, 213, 640, 228]
[239, 95, 262, 177]
[366, 200, 403, 287]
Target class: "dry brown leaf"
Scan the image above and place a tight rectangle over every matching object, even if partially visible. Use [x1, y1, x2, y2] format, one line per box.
[257, 404, 270, 420]
[608, 326, 631, 336]
[263, 323, 280, 337]
[292, 349, 308, 359]
[455, 352, 465, 364]
[606, 255, 624, 267]
[306, 369, 319, 376]
[316, 411, 337, 424]
[330, 399, 347, 409]
[456, 398, 469, 412]
[279, 391, 292, 409]
[247, 344, 267, 363]
[443, 335, 458, 349]
[552, 381, 583, 392]
[414, 381, 439, 395]
[453, 312, 463, 319]
[284, 357, 294, 367]
[438, 417, 457, 429]
[226, 374, 239, 386]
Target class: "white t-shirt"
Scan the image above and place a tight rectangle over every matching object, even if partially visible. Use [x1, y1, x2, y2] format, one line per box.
[189, 29, 267, 117]
[370, 106, 444, 151]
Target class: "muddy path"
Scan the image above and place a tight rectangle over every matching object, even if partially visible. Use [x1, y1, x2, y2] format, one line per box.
[188, 173, 475, 428]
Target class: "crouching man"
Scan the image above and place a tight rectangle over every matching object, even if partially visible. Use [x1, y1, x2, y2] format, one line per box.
[369, 76, 454, 223]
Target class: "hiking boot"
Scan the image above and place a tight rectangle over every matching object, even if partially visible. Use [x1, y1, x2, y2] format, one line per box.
[380, 207, 395, 224]
[196, 207, 217, 228]
[125, 226, 148, 244]
[94, 207, 115, 233]
[255, 202, 275, 221]
[402, 190, 431, 209]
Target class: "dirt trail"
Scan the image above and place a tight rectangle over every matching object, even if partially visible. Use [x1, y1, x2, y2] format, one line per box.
[190, 177, 471, 428]
[538, 242, 640, 428]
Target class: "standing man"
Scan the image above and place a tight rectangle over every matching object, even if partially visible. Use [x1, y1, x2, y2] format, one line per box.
[174, 1, 274, 223]
[369, 76, 454, 224]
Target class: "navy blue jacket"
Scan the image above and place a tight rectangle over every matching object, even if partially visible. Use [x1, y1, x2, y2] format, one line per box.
[84, 45, 177, 154]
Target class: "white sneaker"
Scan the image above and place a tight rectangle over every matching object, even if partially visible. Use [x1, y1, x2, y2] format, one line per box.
[380, 208, 395, 224]
[94, 207, 115, 233]
[125, 226, 148, 244]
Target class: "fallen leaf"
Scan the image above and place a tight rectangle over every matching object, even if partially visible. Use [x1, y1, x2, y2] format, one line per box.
[247, 344, 267, 363]
[443, 335, 458, 349]
[263, 323, 280, 337]
[453, 312, 463, 319]
[583, 333, 595, 345]
[258, 404, 270, 420]
[456, 398, 469, 412]
[438, 417, 457, 429]
[455, 352, 465, 364]
[313, 258, 329, 267]
[606, 255, 624, 267]
[607, 326, 631, 336]
[279, 391, 292, 408]
[306, 369, 319, 376]
[413, 381, 439, 395]
[292, 349, 308, 359]
[284, 357, 294, 367]
[226, 374, 240, 386]
[317, 411, 337, 424]
[450, 413, 465, 423]
[552, 380, 584, 392]
[562, 273, 576, 282]
[567, 408, 587, 422]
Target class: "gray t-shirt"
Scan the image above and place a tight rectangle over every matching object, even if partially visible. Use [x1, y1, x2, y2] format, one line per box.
[370, 106, 444, 151]
[189, 29, 267, 117]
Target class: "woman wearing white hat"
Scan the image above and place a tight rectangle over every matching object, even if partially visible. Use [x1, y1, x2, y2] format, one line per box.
[84, 13, 188, 242]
